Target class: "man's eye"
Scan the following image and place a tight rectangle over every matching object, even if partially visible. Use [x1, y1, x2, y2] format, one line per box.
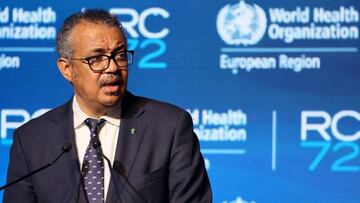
[115, 53, 126, 60]
[88, 56, 105, 64]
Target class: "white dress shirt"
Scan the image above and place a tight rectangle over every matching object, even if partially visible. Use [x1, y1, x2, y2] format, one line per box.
[72, 96, 120, 200]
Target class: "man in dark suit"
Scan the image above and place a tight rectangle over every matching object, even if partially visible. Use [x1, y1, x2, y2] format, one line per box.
[3, 9, 211, 203]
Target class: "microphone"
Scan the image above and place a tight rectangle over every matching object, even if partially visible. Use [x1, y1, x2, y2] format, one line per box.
[0, 143, 72, 191]
[91, 137, 145, 202]
[76, 160, 89, 203]
[113, 160, 125, 176]
[81, 160, 90, 176]
[90, 135, 101, 149]
[90, 136, 122, 202]
[113, 160, 145, 202]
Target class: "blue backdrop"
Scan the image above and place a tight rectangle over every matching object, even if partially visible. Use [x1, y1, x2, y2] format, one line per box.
[1, 0, 359, 202]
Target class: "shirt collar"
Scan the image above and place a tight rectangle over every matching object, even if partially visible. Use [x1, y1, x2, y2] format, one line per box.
[72, 96, 121, 129]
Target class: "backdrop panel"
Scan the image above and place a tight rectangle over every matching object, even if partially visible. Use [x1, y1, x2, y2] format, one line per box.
[1, 0, 359, 202]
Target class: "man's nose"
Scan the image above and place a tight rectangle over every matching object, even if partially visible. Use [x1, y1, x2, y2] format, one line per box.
[104, 57, 119, 73]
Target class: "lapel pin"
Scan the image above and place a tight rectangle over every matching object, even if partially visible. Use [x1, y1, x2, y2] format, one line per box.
[130, 128, 136, 135]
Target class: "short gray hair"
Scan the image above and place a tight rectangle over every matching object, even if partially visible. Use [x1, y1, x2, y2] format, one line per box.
[56, 9, 124, 58]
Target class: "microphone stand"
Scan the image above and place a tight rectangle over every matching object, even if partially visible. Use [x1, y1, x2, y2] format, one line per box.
[91, 136, 122, 202]
[113, 160, 146, 202]
[0, 144, 72, 191]
[91, 136, 146, 202]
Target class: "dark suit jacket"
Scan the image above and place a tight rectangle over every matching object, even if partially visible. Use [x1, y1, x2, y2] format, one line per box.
[3, 92, 212, 203]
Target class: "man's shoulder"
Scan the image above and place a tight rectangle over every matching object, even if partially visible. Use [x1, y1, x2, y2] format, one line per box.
[15, 100, 72, 134]
[127, 94, 193, 127]
[131, 94, 187, 116]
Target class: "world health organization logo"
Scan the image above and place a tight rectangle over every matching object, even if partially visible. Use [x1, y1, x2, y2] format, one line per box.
[217, 0, 267, 46]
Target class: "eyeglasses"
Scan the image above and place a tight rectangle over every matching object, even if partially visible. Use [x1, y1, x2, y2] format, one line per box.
[70, 50, 134, 73]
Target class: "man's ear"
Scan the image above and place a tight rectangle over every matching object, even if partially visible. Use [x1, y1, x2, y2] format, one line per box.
[57, 58, 73, 82]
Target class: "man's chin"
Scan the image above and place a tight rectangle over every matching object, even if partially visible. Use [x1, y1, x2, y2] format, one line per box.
[101, 93, 123, 107]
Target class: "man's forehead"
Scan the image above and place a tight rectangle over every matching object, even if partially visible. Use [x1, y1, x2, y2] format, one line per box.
[69, 21, 125, 50]
[87, 44, 126, 54]
[72, 20, 122, 35]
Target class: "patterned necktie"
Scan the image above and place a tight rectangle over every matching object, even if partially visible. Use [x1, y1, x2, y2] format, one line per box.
[82, 118, 106, 203]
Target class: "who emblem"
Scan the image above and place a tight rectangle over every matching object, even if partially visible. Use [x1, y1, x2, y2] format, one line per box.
[217, 0, 267, 46]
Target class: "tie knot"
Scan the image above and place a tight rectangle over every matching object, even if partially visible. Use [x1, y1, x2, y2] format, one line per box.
[84, 118, 106, 136]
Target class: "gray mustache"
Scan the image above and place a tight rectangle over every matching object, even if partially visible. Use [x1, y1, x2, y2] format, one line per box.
[98, 74, 121, 86]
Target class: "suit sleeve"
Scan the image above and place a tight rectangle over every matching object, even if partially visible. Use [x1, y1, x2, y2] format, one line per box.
[168, 111, 212, 203]
[3, 130, 37, 203]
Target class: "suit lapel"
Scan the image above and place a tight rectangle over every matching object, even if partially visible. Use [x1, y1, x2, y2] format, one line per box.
[106, 92, 148, 202]
[48, 99, 87, 202]
[115, 92, 147, 178]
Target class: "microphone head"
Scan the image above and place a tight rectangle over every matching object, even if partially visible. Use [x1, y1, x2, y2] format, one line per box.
[62, 143, 72, 153]
[113, 160, 126, 175]
[91, 136, 101, 149]
[82, 160, 90, 175]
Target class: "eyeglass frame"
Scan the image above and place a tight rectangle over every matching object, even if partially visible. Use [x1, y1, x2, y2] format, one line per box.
[70, 50, 134, 73]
